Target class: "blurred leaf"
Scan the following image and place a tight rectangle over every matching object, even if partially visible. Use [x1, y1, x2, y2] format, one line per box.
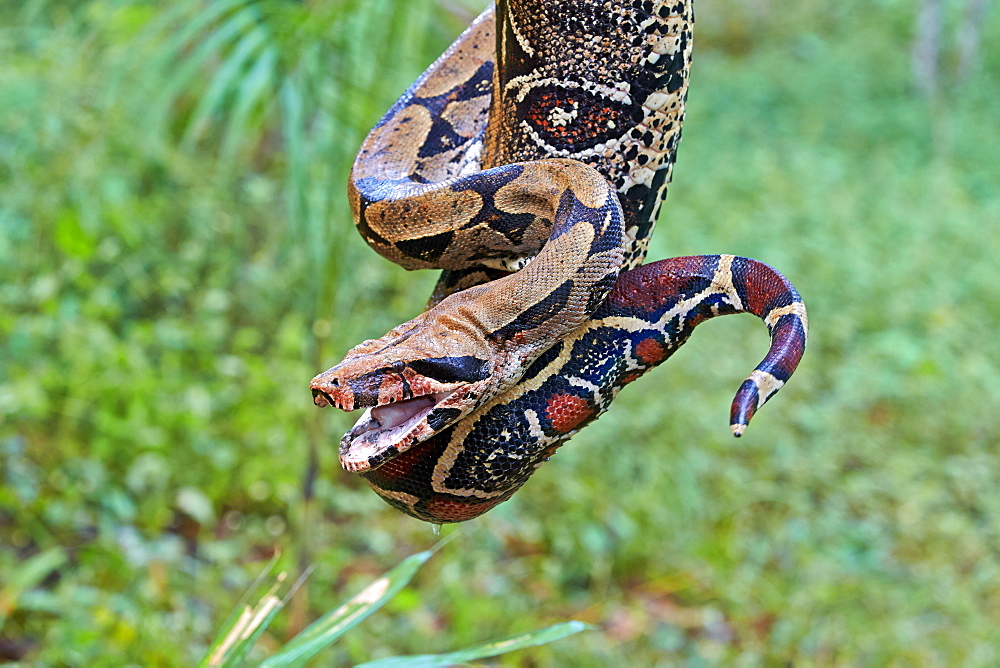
[0, 548, 67, 631]
[200, 550, 287, 667]
[220, 45, 278, 162]
[182, 24, 269, 149]
[54, 210, 94, 258]
[176, 486, 215, 525]
[355, 621, 594, 667]
[260, 547, 439, 667]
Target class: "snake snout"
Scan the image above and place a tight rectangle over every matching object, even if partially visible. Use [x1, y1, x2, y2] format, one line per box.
[310, 375, 356, 411]
[312, 387, 335, 408]
[311, 367, 359, 410]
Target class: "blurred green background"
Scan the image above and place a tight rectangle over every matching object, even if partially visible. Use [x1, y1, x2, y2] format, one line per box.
[2, 0, 999, 663]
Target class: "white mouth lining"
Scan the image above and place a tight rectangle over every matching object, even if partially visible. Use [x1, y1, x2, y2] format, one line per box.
[343, 392, 453, 461]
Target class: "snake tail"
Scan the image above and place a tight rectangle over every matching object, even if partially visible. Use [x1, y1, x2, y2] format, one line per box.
[724, 259, 809, 436]
[600, 253, 807, 438]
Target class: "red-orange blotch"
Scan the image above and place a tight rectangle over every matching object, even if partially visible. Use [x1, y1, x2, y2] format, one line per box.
[635, 337, 666, 364]
[545, 392, 593, 433]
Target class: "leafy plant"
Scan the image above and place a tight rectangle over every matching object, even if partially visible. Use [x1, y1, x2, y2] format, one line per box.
[201, 539, 589, 666]
[139, 0, 470, 338]
[0, 549, 67, 632]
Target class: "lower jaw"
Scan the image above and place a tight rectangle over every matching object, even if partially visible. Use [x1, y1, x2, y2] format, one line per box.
[339, 411, 431, 472]
[338, 393, 460, 471]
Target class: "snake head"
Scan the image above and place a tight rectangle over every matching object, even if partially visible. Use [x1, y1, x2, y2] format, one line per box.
[311, 315, 505, 472]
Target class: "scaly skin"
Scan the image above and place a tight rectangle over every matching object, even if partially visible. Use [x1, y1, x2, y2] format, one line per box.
[359, 255, 807, 523]
[310, 1, 808, 522]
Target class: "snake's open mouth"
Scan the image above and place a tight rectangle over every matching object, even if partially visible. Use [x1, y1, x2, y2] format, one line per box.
[338, 392, 456, 472]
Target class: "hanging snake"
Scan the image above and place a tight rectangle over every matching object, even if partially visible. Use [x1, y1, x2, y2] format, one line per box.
[310, 0, 808, 523]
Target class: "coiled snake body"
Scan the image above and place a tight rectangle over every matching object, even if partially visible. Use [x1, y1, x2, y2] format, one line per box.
[311, 0, 808, 523]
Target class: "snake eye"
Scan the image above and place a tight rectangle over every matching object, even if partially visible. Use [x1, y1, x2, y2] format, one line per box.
[407, 356, 489, 384]
[521, 85, 643, 152]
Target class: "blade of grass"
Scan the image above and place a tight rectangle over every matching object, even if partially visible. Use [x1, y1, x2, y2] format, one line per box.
[199, 550, 282, 668]
[152, 6, 258, 134]
[261, 534, 457, 668]
[220, 45, 278, 163]
[355, 621, 594, 667]
[278, 75, 306, 237]
[202, 560, 316, 668]
[259, 550, 433, 667]
[220, 584, 285, 666]
[148, 0, 247, 65]
[182, 25, 269, 149]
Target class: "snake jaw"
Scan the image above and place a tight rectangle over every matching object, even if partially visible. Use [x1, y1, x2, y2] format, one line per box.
[311, 330, 504, 471]
[338, 389, 475, 472]
[312, 353, 497, 472]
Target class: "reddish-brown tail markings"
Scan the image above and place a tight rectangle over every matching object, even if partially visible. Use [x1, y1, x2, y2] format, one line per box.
[602, 254, 807, 436]
[721, 256, 808, 435]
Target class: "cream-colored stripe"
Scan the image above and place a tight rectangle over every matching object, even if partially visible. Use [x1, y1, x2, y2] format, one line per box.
[565, 376, 601, 396]
[764, 302, 809, 336]
[504, 75, 633, 105]
[524, 409, 544, 440]
[430, 439, 509, 499]
[711, 254, 741, 311]
[748, 369, 785, 407]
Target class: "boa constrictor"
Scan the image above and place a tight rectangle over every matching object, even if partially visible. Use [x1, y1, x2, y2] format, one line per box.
[311, 0, 808, 523]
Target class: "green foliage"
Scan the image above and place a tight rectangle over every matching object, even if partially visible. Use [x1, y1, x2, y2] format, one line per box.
[257, 547, 437, 667]
[0, 548, 67, 631]
[355, 621, 592, 667]
[196, 538, 587, 667]
[1, 0, 999, 664]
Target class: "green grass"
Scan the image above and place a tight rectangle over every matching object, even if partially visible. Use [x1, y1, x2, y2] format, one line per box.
[2, 0, 999, 663]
